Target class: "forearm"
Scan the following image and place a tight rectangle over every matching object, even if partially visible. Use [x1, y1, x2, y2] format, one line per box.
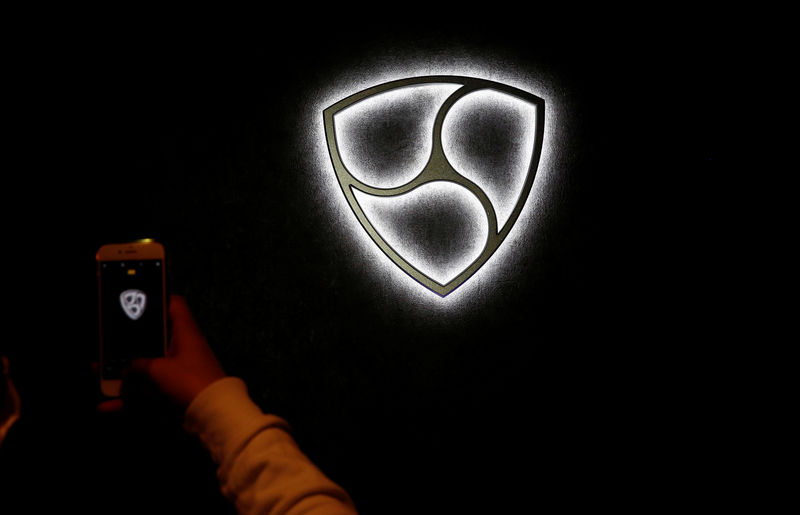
[184, 378, 357, 515]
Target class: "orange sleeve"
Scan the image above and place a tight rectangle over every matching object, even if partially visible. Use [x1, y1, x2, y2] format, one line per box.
[184, 377, 358, 515]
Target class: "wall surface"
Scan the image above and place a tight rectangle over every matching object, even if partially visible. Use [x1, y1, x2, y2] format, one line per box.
[3, 12, 731, 513]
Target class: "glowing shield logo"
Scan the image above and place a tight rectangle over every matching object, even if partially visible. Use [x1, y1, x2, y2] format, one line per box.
[120, 289, 147, 320]
[324, 76, 545, 296]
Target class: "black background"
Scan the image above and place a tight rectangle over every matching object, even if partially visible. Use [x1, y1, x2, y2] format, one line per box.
[3, 10, 736, 514]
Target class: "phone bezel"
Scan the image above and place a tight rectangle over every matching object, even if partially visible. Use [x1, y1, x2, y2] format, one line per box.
[96, 240, 167, 397]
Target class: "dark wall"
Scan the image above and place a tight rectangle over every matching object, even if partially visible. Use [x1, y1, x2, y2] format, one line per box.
[4, 12, 729, 513]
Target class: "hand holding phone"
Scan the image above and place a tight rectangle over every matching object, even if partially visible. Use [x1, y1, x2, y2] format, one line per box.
[96, 294, 227, 412]
[131, 295, 227, 409]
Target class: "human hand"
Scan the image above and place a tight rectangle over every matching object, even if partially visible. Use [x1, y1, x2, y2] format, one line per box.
[97, 295, 227, 413]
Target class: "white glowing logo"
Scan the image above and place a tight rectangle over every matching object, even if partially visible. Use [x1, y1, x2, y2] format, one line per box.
[324, 76, 545, 297]
[120, 289, 147, 320]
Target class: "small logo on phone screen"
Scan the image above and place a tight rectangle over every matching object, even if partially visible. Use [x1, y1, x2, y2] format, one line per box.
[120, 289, 147, 320]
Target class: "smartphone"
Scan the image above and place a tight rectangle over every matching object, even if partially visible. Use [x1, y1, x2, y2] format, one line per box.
[96, 240, 167, 397]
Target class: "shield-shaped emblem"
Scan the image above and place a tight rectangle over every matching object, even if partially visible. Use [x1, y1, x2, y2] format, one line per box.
[120, 289, 147, 320]
[324, 76, 545, 296]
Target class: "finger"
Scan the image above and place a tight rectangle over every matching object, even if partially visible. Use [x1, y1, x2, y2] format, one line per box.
[131, 357, 174, 387]
[130, 357, 163, 380]
[96, 398, 124, 413]
[129, 357, 153, 374]
[168, 294, 207, 354]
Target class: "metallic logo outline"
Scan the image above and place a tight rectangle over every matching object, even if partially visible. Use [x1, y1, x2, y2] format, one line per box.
[324, 75, 545, 297]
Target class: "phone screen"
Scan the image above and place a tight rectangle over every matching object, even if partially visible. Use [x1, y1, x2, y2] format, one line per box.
[99, 259, 165, 379]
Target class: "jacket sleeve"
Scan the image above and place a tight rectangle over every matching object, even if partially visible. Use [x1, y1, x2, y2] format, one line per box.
[183, 377, 358, 515]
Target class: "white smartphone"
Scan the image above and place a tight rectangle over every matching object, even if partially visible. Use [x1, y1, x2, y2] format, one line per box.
[96, 240, 167, 397]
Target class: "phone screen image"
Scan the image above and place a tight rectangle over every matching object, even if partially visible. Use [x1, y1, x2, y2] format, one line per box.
[99, 259, 165, 379]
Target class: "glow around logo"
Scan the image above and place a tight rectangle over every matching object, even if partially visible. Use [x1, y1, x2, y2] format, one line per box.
[324, 76, 545, 297]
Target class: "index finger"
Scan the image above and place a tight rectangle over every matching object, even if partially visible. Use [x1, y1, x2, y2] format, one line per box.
[168, 294, 207, 354]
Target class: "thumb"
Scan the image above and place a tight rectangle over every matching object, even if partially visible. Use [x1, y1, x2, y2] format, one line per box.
[130, 357, 173, 386]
